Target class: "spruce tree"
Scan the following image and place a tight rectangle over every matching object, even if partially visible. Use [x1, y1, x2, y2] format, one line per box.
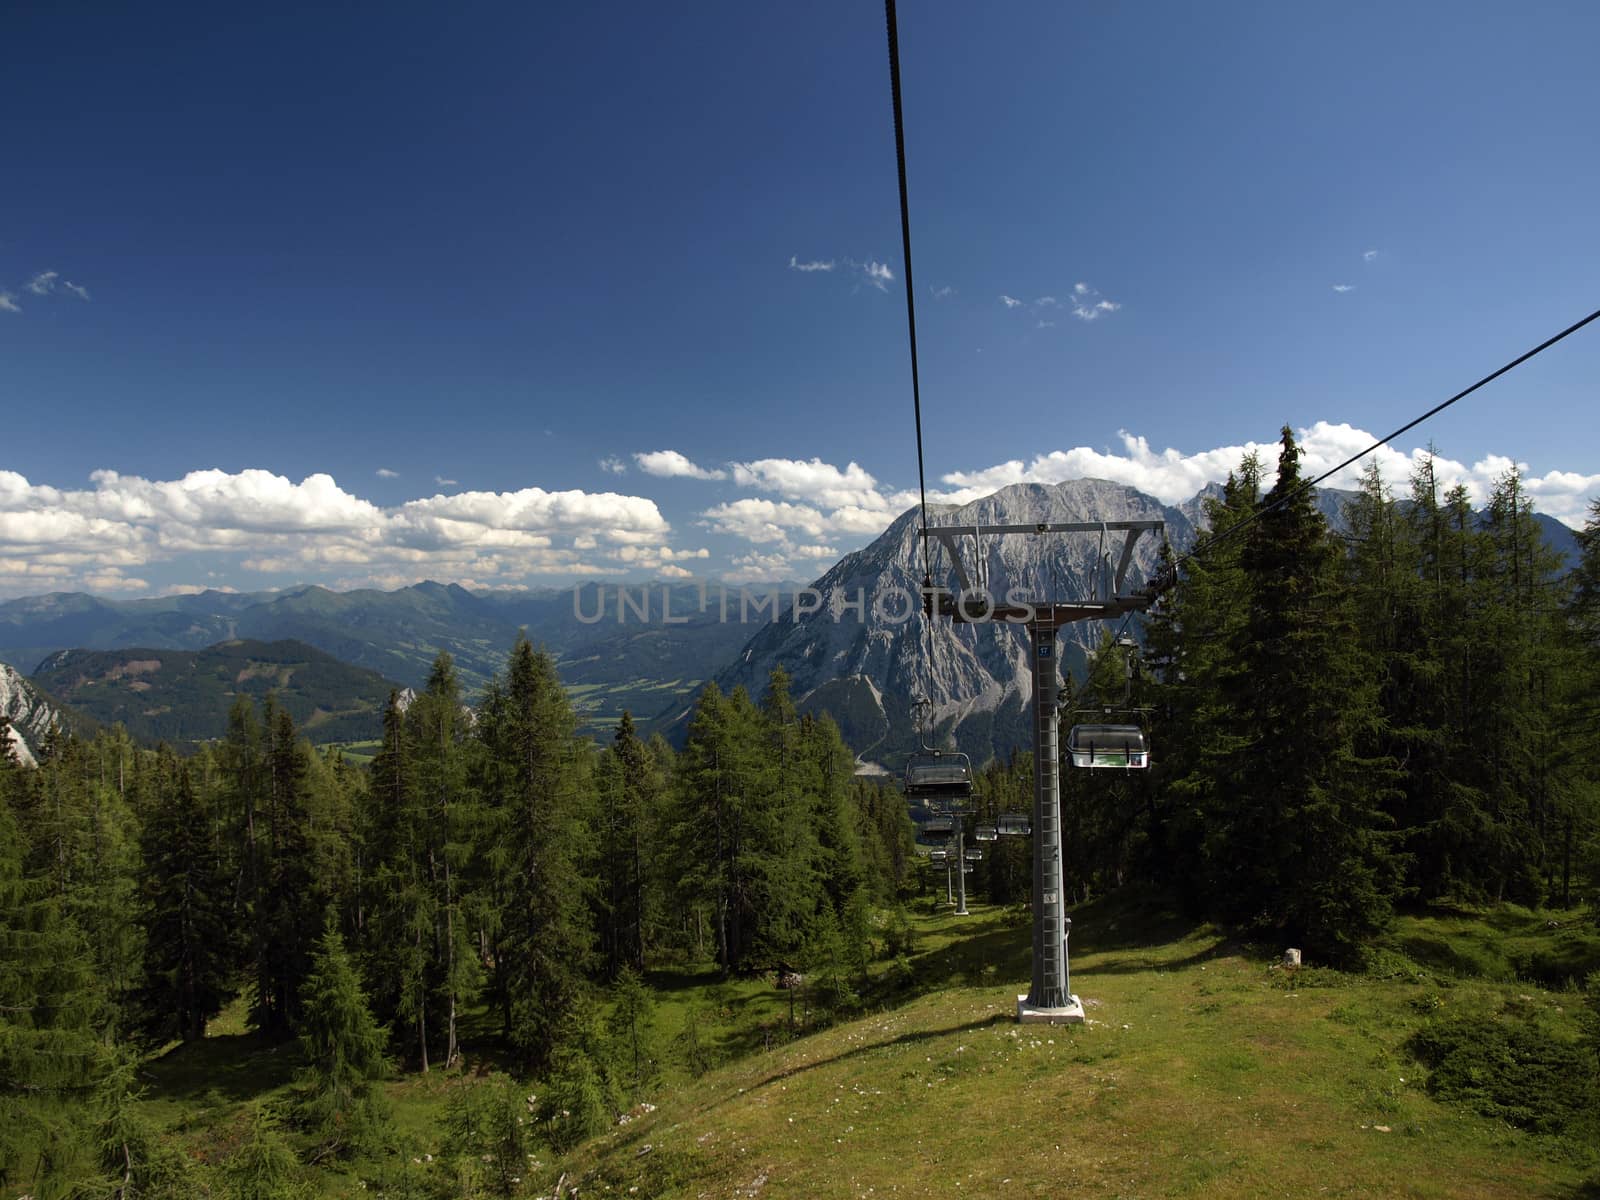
[1148, 457, 1261, 908]
[598, 711, 650, 978]
[253, 704, 322, 1032]
[137, 762, 238, 1043]
[484, 635, 595, 1072]
[1221, 428, 1401, 960]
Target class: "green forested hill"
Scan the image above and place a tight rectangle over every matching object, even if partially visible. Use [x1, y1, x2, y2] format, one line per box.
[0, 581, 776, 736]
[31, 638, 401, 744]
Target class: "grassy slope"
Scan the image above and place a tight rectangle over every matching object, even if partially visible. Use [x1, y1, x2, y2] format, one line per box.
[135, 893, 1599, 1199]
[550, 897, 1597, 1200]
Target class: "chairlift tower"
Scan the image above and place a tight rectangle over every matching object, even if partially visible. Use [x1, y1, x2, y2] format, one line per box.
[921, 520, 1162, 1022]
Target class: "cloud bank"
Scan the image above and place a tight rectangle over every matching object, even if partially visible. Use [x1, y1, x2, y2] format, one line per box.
[0, 468, 682, 597]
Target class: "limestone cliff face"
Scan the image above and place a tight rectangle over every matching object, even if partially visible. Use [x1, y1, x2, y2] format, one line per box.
[1, 660, 64, 767]
[709, 479, 1201, 768]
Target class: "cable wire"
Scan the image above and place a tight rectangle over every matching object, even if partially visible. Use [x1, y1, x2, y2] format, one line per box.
[1166, 305, 1600, 585]
[885, 0, 940, 710]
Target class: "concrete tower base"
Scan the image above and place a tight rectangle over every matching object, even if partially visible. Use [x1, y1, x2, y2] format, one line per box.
[1017, 994, 1085, 1025]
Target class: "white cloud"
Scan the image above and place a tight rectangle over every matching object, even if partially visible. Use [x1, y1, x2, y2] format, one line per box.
[730, 457, 884, 509]
[722, 550, 801, 583]
[1363, 249, 1379, 262]
[0, 292, 19, 314]
[931, 285, 955, 299]
[64, 281, 90, 300]
[435, 475, 459, 487]
[0, 468, 689, 597]
[81, 568, 149, 593]
[1036, 296, 1058, 308]
[598, 455, 627, 475]
[26, 271, 59, 296]
[1000, 294, 1022, 309]
[937, 423, 1600, 526]
[861, 260, 894, 290]
[701, 498, 831, 543]
[1332, 284, 1355, 293]
[633, 450, 727, 481]
[157, 582, 232, 596]
[376, 467, 400, 478]
[799, 257, 895, 291]
[659, 564, 694, 579]
[1070, 282, 1121, 321]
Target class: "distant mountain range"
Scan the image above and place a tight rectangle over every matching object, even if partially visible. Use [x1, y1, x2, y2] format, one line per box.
[0, 478, 1581, 755]
[31, 639, 401, 746]
[0, 581, 786, 738]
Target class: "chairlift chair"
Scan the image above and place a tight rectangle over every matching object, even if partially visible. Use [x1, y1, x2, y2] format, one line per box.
[1065, 722, 1150, 769]
[903, 748, 975, 802]
[996, 812, 1031, 837]
[964, 847, 983, 862]
[920, 815, 955, 839]
[928, 848, 949, 865]
[974, 822, 998, 842]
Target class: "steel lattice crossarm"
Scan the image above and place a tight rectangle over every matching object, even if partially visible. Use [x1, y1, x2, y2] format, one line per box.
[920, 520, 1165, 623]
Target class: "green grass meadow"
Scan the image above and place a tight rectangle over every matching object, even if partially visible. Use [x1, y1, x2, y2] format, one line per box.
[132, 890, 1600, 1198]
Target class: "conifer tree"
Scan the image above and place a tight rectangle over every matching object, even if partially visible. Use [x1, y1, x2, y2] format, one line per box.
[222, 1104, 312, 1200]
[598, 711, 650, 978]
[1219, 428, 1401, 959]
[253, 703, 323, 1032]
[753, 670, 824, 964]
[1561, 499, 1600, 904]
[483, 635, 595, 1071]
[670, 684, 765, 971]
[0, 790, 110, 1195]
[1147, 457, 1261, 907]
[138, 762, 238, 1043]
[361, 686, 438, 1069]
[443, 1072, 529, 1198]
[606, 966, 659, 1104]
[410, 652, 480, 1070]
[296, 918, 390, 1158]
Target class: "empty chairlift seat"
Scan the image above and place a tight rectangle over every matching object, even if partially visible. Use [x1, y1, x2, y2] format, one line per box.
[996, 812, 1031, 837]
[973, 822, 998, 842]
[921, 815, 955, 839]
[903, 750, 975, 802]
[964, 847, 983, 862]
[1066, 723, 1150, 769]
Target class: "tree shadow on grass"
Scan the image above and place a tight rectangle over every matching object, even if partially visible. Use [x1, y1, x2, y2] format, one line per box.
[1083, 940, 1235, 975]
[740, 1012, 1012, 1094]
[142, 1032, 303, 1104]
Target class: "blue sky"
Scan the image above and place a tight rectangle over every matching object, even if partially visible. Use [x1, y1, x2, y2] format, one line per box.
[4, 1, 1598, 597]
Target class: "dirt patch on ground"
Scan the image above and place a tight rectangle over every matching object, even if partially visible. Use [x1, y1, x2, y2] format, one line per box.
[106, 659, 162, 680]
